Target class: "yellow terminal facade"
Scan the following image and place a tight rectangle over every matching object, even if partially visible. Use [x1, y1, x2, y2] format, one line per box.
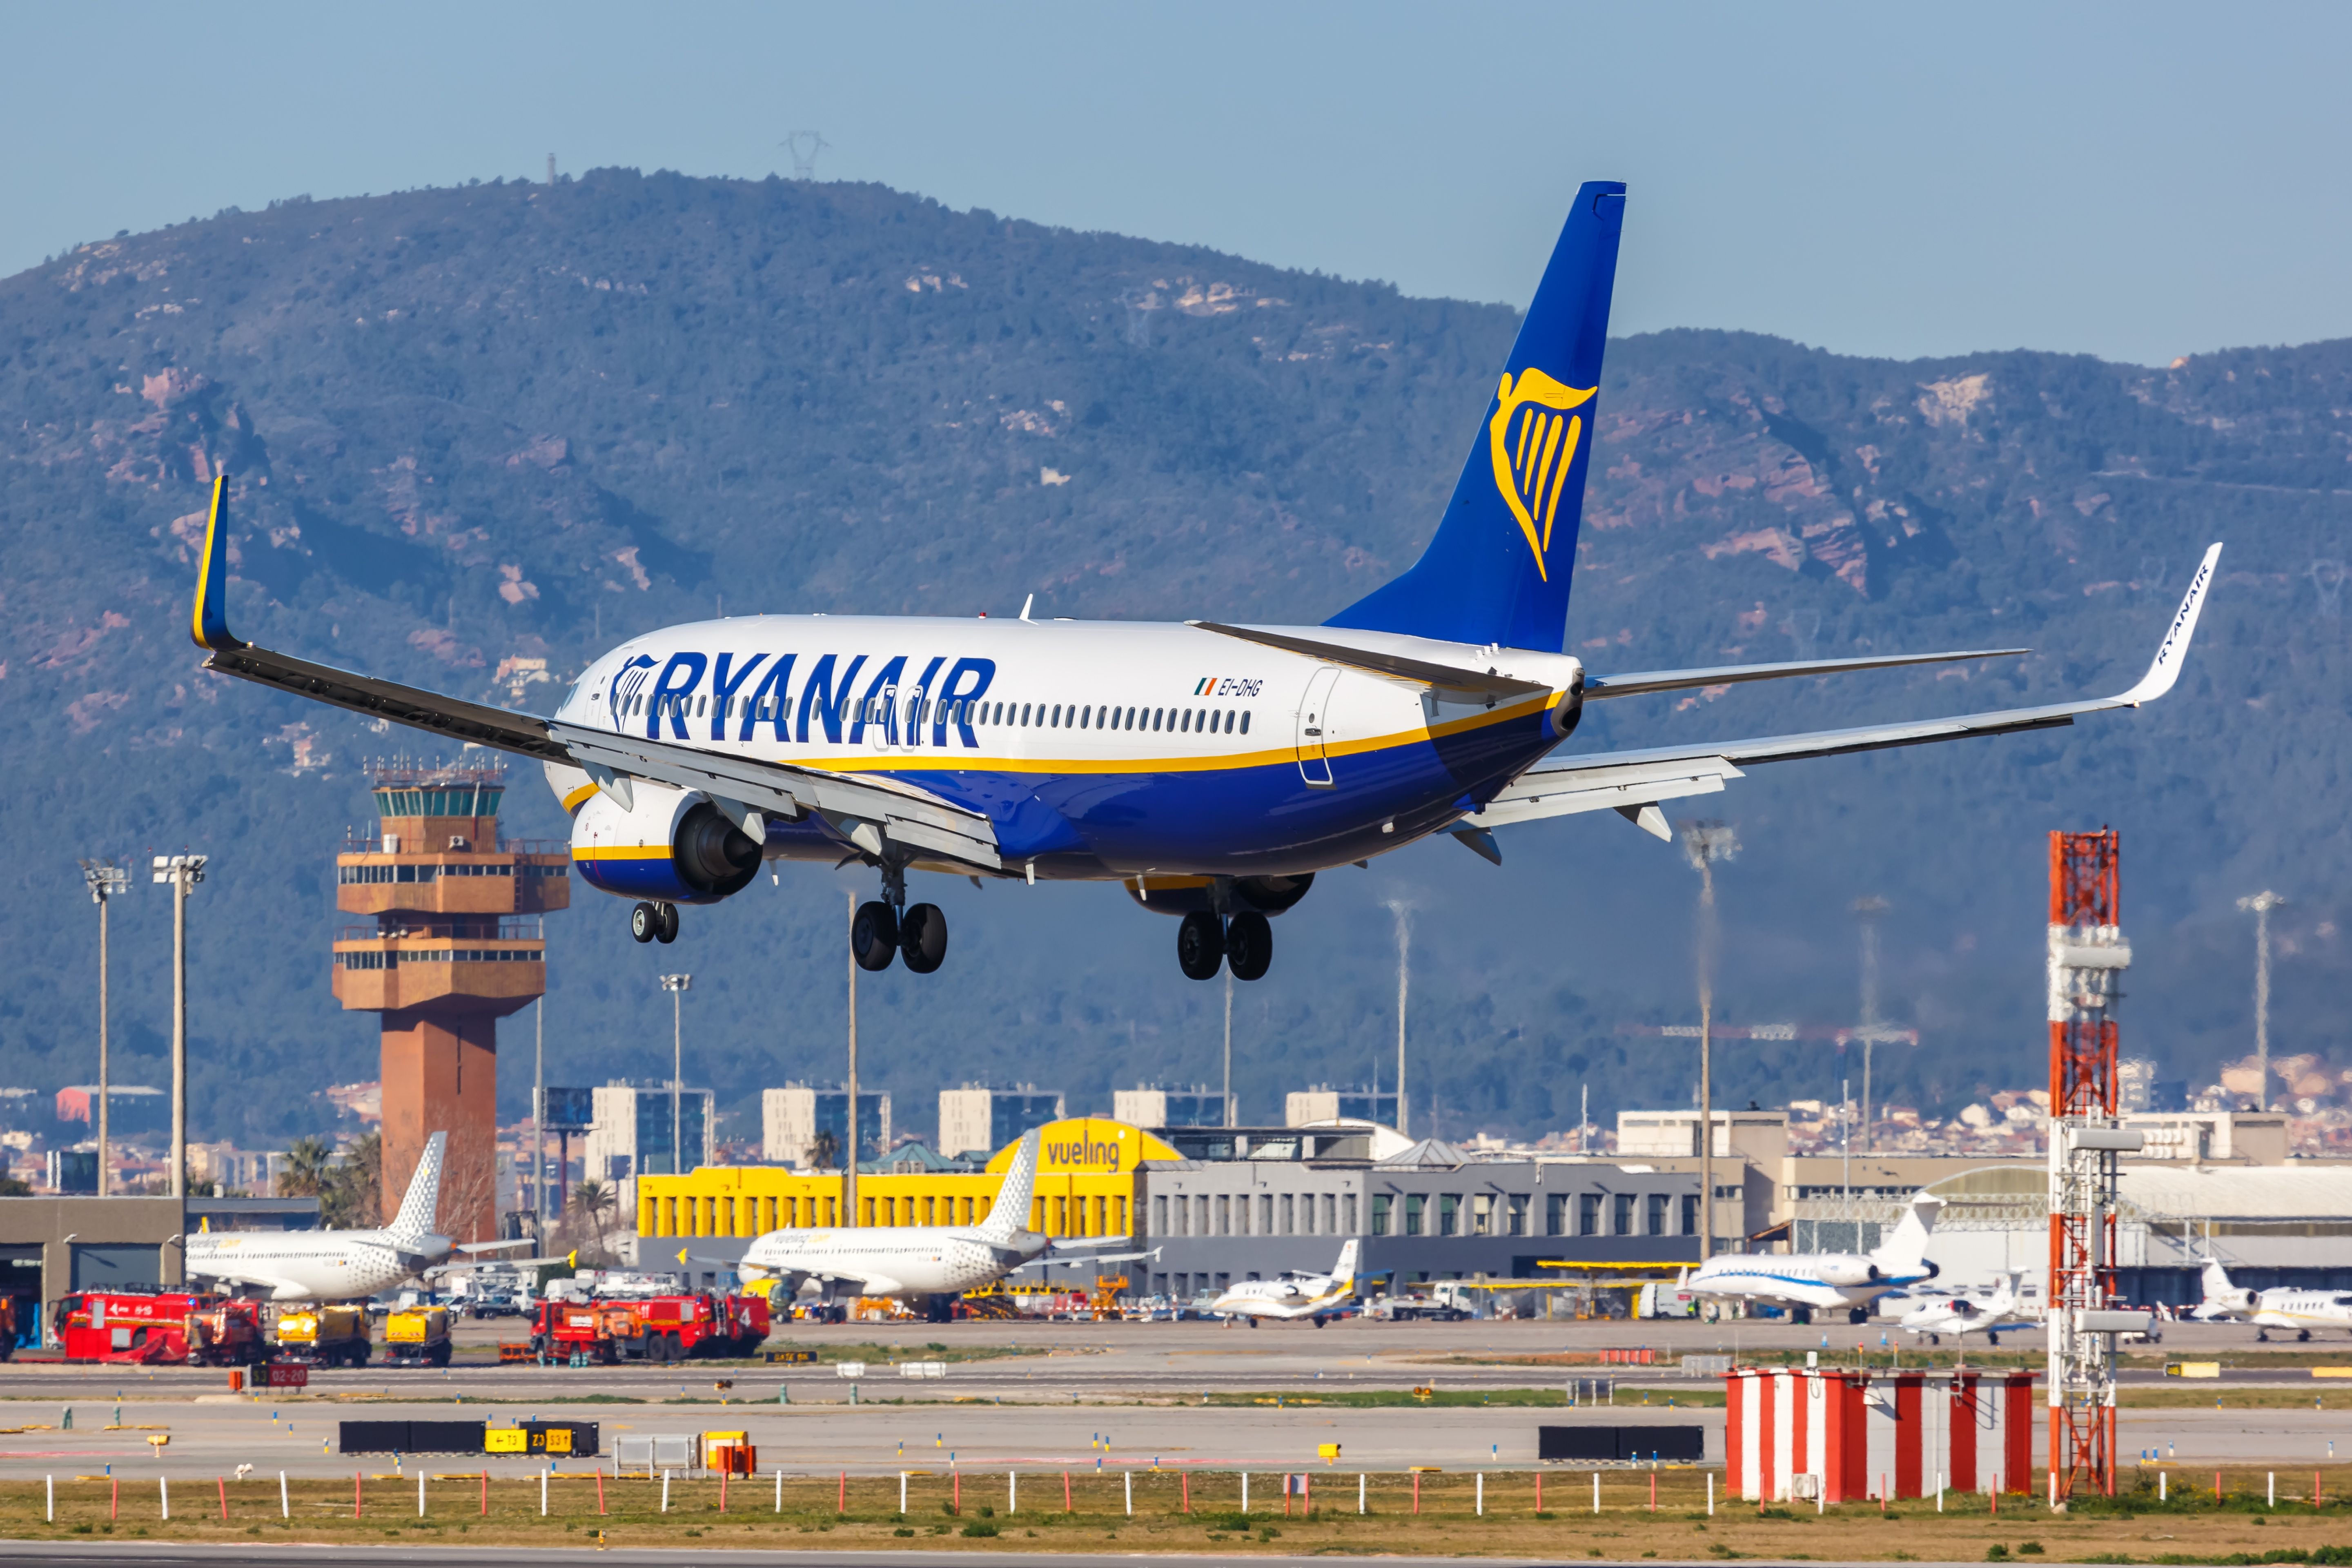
[636, 1118, 1174, 1242]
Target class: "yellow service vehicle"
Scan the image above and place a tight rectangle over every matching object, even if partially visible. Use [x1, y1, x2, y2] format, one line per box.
[273, 1304, 373, 1368]
[382, 1306, 452, 1368]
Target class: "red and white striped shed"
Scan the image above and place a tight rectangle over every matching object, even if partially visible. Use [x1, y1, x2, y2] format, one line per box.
[1727, 1368, 2036, 1503]
[1725, 1368, 1869, 1504]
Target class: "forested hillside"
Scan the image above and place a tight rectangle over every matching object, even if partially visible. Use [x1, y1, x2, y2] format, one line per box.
[2, 169, 2345, 1148]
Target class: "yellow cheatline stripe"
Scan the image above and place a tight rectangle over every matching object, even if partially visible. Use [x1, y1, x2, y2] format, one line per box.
[559, 783, 599, 814]
[773, 693, 1551, 778]
[571, 845, 672, 861]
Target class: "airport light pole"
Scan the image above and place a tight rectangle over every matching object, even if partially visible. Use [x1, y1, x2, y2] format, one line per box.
[79, 860, 130, 1196]
[1382, 897, 1414, 1137]
[2237, 891, 2284, 1109]
[659, 975, 690, 1178]
[150, 854, 206, 1199]
[532, 991, 546, 1225]
[1853, 897, 1890, 1152]
[1680, 822, 1738, 1261]
[1221, 969, 1234, 1130]
[843, 890, 858, 1228]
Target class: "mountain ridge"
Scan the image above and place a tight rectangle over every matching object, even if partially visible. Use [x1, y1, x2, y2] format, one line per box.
[2, 169, 2345, 1152]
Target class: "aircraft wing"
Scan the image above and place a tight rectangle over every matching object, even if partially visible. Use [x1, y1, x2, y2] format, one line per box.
[185, 479, 1001, 872]
[1478, 544, 2221, 842]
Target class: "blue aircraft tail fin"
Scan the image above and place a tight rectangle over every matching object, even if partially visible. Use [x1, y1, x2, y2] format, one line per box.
[1325, 182, 1626, 653]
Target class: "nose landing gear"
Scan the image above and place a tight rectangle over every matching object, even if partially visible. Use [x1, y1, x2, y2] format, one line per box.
[1176, 908, 1273, 981]
[629, 902, 680, 944]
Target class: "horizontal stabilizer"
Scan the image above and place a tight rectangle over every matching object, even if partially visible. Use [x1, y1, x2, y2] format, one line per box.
[1189, 622, 1549, 700]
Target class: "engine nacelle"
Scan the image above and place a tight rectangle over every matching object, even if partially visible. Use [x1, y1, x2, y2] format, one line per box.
[567, 778, 762, 905]
[1812, 1256, 1881, 1289]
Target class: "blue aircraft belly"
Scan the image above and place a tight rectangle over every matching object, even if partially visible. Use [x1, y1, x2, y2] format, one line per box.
[852, 709, 1555, 876]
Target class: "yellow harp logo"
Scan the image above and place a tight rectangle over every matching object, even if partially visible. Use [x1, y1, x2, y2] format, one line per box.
[1487, 368, 1596, 581]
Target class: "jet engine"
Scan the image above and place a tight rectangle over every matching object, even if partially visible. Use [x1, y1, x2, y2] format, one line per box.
[564, 775, 762, 905]
[1812, 1256, 1883, 1289]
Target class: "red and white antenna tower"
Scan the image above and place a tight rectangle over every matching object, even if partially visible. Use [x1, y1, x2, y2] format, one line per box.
[2045, 829, 2150, 1503]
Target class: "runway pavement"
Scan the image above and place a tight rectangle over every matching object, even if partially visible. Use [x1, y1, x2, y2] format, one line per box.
[0, 1395, 2333, 1479]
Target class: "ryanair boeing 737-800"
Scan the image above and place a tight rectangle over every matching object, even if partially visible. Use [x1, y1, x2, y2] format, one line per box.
[186, 183, 2221, 978]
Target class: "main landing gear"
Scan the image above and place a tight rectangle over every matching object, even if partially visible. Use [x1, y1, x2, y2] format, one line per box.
[851, 863, 948, 975]
[629, 902, 680, 944]
[1177, 909, 1272, 982]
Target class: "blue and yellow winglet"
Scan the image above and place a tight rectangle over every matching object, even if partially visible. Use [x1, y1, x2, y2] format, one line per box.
[190, 474, 244, 652]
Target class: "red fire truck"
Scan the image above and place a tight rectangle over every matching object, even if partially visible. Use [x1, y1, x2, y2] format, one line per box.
[530, 1291, 769, 1363]
[185, 1299, 269, 1366]
[635, 1291, 768, 1361]
[51, 1292, 212, 1364]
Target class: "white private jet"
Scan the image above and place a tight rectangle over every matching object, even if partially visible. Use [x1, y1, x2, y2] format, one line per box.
[1681, 1194, 1942, 1325]
[1209, 1239, 1359, 1326]
[1899, 1270, 2033, 1348]
[2194, 1256, 2352, 1341]
[737, 1128, 1120, 1301]
[184, 1132, 528, 1302]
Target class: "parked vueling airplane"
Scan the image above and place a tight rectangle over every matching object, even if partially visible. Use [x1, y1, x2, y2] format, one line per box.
[735, 1128, 1107, 1301]
[183, 1132, 530, 1301]
[187, 182, 2223, 979]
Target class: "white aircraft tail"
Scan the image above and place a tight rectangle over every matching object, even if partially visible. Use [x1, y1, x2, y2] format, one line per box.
[1870, 1193, 1943, 1272]
[975, 1128, 1043, 1243]
[2196, 1254, 2254, 1316]
[386, 1131, 448, 1244]
[1327, 1238, 1359, 1290]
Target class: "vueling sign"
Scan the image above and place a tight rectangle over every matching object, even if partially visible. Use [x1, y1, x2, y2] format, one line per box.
[1488, 367, 1595, 582]
[989, 1119, 1176, 1176]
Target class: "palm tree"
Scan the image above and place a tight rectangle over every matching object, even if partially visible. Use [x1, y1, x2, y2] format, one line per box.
[568, 1178, 617, 1256]
[276, 1136, 333, 1199]
[811, 1129, 840, 1172]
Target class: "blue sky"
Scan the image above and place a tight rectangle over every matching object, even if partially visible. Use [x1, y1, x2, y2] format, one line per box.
[9, 2, 2348, 364]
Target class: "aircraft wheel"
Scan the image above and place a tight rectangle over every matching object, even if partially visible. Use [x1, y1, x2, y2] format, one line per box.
[1225, 911, 1273, 981]
[630, 902, 658, 943]
[1311, 1314, 1327, 1329]
[1848, 1307, 1869, 1325]
[900, 903, 948, 974]
[852, 902, 900, 970]
[1176, 912, 1225, 980]
[655, 902, 681, 943]
[2299, 1329, 2313, 1343]
[2258, 1329, 2270, 1342]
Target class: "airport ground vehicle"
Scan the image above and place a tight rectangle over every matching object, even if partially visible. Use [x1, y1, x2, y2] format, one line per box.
[382, 1306, 454, 1368]
[529, 1291, 769, 1363]
[185, 1300, 270, 1366]
[274, 1304, 374, 1367]
[51, 1292, 218, 1363]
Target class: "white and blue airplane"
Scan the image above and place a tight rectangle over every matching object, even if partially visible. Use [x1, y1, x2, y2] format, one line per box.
[1679, 1194, 1944, 1325]
[186, 180, 2222, 979]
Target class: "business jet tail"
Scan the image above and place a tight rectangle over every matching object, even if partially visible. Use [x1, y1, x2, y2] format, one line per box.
[1869, 1193, 1943, 1274]
[1328, 1238, 1359, 1291]
[975, 1128, 1044, 1243]
[1325, 182, 1625, 653]
[386, 1131, 448, 1245]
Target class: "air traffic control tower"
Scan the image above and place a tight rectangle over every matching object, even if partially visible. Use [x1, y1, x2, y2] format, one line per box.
[332, 764, 568, 1242]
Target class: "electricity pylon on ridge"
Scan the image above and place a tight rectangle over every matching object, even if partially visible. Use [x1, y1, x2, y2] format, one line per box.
[782, 131, 830, 180]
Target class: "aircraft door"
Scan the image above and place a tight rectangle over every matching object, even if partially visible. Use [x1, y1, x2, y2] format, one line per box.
[1294, 666, 1341, 788]
[866, 686, 897, 751]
